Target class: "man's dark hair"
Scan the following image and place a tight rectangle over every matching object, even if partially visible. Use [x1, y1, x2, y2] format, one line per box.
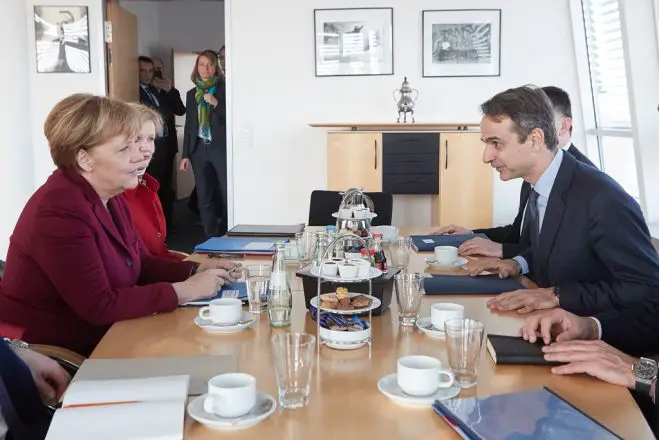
[481, 85, 559, 151]
[542, 85, 572, 135]
[138, 55, 153, 65]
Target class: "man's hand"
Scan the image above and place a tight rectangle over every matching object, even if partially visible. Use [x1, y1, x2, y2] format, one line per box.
[431, 225, 472, 235]
[519, 308, 599, 344]
[542, 340, 637, 389]
[17, 350, 71, 401]
[487, 288, 559, 314]
[153, 77, 172, 91]
[458, 237, 503, 258]
[466, 258, 521, 278]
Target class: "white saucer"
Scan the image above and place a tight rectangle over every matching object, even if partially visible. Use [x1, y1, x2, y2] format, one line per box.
[377, 373, 460, 407]
[425, 257, 468, 268]
[416, 317, 445, 339]
[194, 311, 256, 334]
[187, 391, 276, 430]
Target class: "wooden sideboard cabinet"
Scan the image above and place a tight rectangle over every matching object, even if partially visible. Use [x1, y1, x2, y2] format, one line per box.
[313, 123, 493, 229]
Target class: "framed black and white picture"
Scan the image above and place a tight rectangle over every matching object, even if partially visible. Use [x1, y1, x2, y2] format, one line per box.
[34, 6, 91, 73]
[422, 9, 501, 78]
[314, 7, 394, 77]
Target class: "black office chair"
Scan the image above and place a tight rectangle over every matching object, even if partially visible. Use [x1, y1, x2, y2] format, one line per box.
[308, 190, 393, 226]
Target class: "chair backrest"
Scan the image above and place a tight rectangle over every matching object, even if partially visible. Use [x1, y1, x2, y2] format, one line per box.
[308, 190, 393, 226]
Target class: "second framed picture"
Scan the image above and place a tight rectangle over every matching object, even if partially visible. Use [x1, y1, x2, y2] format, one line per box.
[422, 9, 501, 78]
[314, 7, 394, 77]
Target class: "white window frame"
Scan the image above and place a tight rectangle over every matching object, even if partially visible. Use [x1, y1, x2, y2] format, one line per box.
[569, 0, 640, 196]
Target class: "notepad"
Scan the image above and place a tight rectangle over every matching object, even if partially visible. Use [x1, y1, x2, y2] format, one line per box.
[433, 387, 622, 439]
[181, 281, 248, 306]
[227, 224, 305, 237]
[411, 234, 487, 252]
[486, 335, 563, 366]
[46, 375, 189, 440]
[424, 275, 525, 295]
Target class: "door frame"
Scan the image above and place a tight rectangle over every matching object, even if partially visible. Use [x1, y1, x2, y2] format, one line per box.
[224, 0, 235, 228]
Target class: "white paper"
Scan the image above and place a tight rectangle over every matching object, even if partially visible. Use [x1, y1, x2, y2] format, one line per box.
[422, 239, 435, 244]
[62, 375, 189, 407]
[244, 241, 275, 251]
[46, 400, 185, 440]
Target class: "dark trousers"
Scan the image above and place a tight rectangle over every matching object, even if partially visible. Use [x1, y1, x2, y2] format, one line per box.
[146, 141, 176, 232]
[190, 138, 227, 237]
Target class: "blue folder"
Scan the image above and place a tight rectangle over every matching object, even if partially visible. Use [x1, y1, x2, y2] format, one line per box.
[194, 237, 285, 254]
[410, 234, 487, 252]
[181, 282, 248, 306]
[433, 387, 621, 439]
[424, 274, 525, 295]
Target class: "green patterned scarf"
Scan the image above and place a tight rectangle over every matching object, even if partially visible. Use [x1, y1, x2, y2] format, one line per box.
[194, 75, 219, 142]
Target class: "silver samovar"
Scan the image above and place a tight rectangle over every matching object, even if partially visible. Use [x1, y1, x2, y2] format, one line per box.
[393, 76, 419, 123]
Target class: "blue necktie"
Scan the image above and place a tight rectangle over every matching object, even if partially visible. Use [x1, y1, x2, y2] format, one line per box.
[522, 189, 540, 248]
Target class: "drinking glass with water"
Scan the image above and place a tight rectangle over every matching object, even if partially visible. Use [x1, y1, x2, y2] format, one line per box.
[244, 265, 270, 314]
[444, 318, 486, 388]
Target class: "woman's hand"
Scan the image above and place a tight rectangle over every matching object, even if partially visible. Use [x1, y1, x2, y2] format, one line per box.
[173, 268, 236, 304]
[179, 158, 190, 172]
[203, 93, 218, 107]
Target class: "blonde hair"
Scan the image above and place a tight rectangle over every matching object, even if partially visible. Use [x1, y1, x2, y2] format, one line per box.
[127, 102, 163, 134]
[190, 50, 219, 83]
[45, 94, 140, 170]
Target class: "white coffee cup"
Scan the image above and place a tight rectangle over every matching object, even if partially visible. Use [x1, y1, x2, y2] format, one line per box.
[198, 298, 242, 325]
[434, 246, 458, 265]
[397, 355, 455, 396]
[348, 259, 370, 277]
[204, 373, 256, 418]
[431, 303, 465, 332]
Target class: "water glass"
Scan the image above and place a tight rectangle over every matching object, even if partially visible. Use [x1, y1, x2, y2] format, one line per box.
[444, 319, 486, 388]
[394, 272, 425, 326]
[295, 230, 316, 269]
[244, 265, 270, 314]
[389, 236, 412, 269]
[271, 333, 316, 409]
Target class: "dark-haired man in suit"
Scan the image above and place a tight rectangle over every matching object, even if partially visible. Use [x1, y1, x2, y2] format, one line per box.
[466, 85, 659, 316]
[138, 55, 186, 234]
[435, 86, 595, 259]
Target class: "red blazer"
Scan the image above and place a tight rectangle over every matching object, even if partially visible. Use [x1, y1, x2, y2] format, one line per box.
[123, 173, 181, 261]
[0, 169, 197, 356]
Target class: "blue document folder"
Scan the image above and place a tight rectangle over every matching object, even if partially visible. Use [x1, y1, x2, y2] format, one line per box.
[433, 387, 621, 439]
[424, 274, 525, 295]
[194, 237, 285, 254]
[181, 282, 248, 306]
[411, 234, 487, 252]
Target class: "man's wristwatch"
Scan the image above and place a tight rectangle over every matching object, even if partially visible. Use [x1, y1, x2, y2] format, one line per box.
[633, 357, 658, 396]
[2, 337, 30, 352]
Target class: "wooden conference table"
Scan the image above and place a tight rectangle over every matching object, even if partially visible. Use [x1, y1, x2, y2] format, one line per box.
[90, 228, 654, 439]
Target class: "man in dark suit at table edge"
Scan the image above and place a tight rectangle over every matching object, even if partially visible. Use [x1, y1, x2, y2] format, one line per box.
[464, 85, 659, 317]
[434, 86, 595, 259]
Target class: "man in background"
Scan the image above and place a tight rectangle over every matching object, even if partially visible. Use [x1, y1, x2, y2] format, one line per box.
[138, 55, 186, 234]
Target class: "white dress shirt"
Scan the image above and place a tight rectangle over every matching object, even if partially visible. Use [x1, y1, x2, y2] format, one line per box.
[514, 149, 565, 274]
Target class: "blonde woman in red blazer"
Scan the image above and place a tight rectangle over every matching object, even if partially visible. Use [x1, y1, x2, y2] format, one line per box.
[0, 94, 239, 356]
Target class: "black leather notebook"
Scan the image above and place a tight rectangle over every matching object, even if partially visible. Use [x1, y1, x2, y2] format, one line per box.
[486, 334, 564, 366]
[226, 224, 305, 237]
[424, 275, 525, 295]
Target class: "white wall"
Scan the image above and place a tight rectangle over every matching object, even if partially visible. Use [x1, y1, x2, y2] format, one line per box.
[0, 2, 33, 259]
[227, 0, 582, 228]
[120, 0, 225, 76]
[0, 0, 106, 259]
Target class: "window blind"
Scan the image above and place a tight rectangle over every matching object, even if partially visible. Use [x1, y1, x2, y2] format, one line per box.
[582, 0, 632, 129]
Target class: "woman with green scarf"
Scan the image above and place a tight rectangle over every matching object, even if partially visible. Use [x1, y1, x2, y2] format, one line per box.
[180, 50, 228, 237]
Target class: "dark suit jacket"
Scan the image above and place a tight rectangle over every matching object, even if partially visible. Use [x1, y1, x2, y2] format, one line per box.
[0, 341, 50, 439]
[139, 84, 186, 157]
[0, 170, 196, 356]
[182, 81, 227, 159]
[474, 145, 595, 258]
[515, 152, 659, 315]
